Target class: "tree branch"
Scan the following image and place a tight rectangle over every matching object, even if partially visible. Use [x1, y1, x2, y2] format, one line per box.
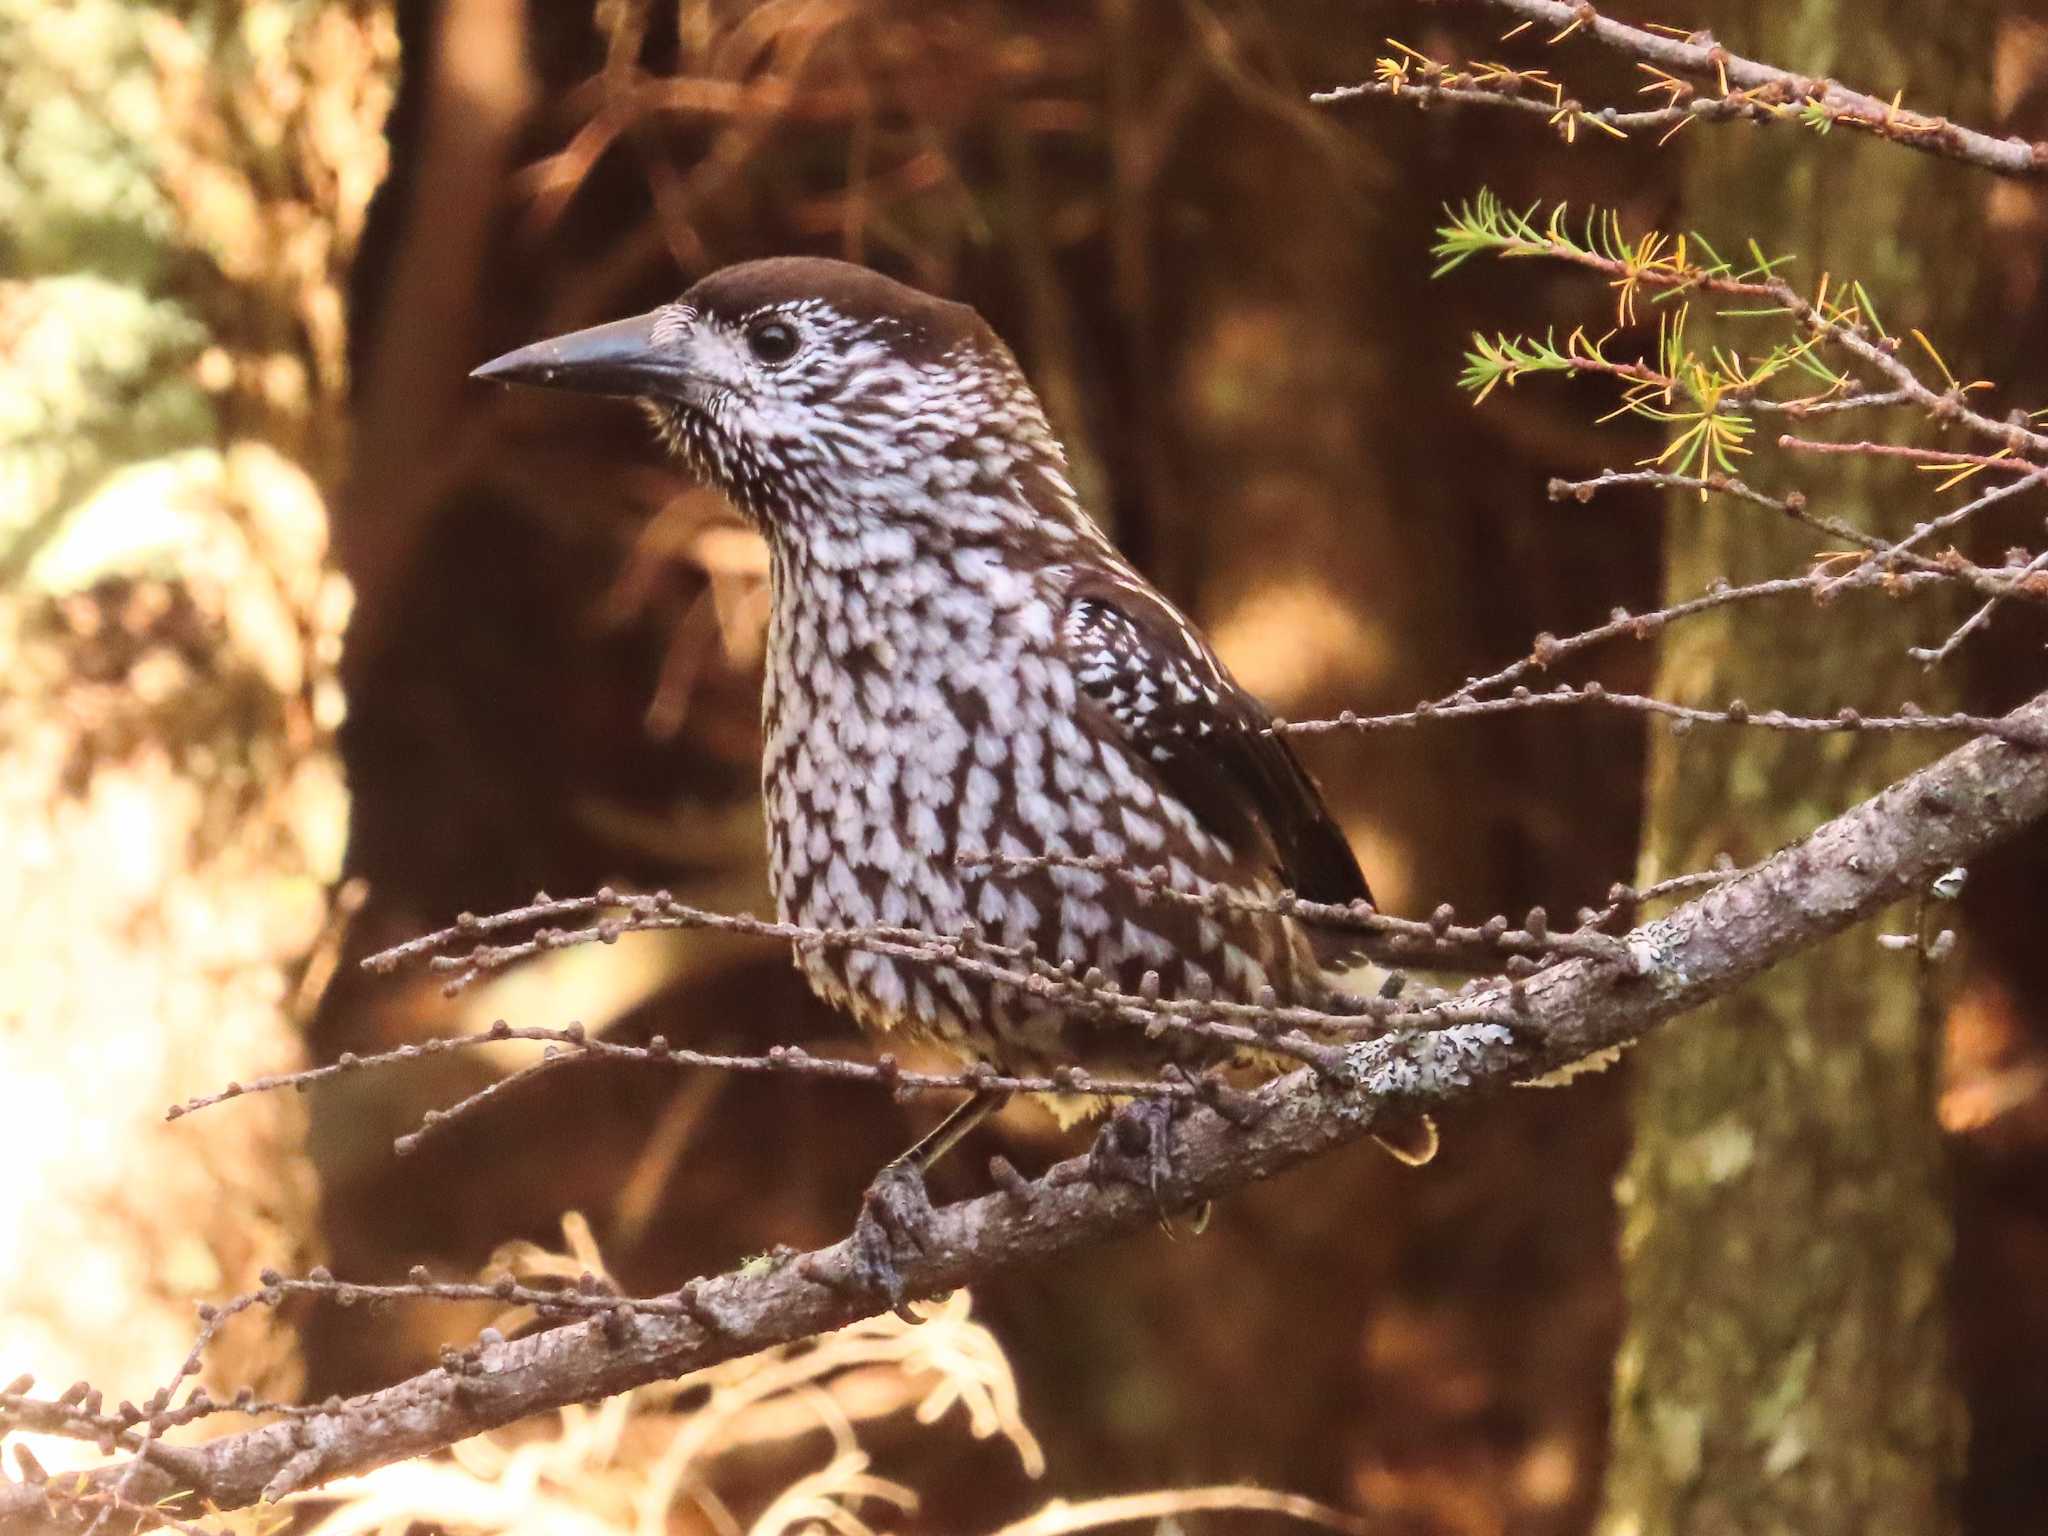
[1321, 0, 2046, 177]
[10, 690, 2048, 1533]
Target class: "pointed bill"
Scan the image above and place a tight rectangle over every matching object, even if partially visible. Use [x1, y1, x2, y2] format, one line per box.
[470, 309, 684, 398]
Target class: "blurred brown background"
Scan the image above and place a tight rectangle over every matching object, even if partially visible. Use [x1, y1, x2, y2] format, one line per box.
[8, 0, 2048, 1531]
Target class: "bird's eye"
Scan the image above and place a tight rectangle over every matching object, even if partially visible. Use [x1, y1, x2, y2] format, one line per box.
[746, 319, 800, 365]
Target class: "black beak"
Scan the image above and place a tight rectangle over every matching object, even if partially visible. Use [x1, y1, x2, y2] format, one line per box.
[470, 309, 681, 398]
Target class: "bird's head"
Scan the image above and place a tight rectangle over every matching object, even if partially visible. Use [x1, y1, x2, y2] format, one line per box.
[474, 257, 1096, 556]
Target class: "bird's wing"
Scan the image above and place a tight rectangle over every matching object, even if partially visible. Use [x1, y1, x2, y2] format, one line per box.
[1058, 567, 1372, 909]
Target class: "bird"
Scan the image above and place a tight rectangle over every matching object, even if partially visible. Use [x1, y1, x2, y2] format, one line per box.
[473, 258, 1430, 1290]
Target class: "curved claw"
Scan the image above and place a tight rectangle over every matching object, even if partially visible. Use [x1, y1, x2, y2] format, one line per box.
[1372, 1113, 1441, 1167]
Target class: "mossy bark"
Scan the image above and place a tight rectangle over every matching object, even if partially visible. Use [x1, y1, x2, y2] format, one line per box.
[1601, 6, 1992, 1535]
[0, 0, 393, 1429]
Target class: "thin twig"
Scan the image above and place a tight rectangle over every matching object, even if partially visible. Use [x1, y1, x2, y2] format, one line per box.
[170, 1021, 1204, 1147]
[1279, 683, 2048, 750]
[1911, 544, 2048, 668]
[1421, 566, 1946, 707]
[1817, 466, 2048, 596]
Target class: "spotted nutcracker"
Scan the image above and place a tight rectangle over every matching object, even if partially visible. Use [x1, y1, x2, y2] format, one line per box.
[473, 258, 1430, 1241]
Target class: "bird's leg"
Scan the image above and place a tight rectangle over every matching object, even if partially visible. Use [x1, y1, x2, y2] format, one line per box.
[850, 1089, 1010, 1314]
[898, 1086, 1012, 1172]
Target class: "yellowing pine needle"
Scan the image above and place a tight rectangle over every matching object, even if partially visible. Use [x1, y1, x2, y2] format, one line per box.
[1911, 328, 1962, 391]
[1922, 446, 2011, 493]
[1635, 62, 1690, 102]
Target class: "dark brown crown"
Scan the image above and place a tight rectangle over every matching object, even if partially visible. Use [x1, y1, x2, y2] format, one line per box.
[680, 256, 998, 369]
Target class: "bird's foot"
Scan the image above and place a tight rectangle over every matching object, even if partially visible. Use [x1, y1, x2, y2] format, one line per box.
[1088, 1094, 1207, 1235]
[850, 1159, 937, 1320]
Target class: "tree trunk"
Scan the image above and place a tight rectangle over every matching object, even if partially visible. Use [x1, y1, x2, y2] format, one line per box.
[1602, 7, 1992, 1534]
[0, 0, 393, 1445]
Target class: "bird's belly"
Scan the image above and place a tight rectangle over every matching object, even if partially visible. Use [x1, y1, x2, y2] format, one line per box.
[762, 657, 981, 1044]
[760, 646, 1317, 1074]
